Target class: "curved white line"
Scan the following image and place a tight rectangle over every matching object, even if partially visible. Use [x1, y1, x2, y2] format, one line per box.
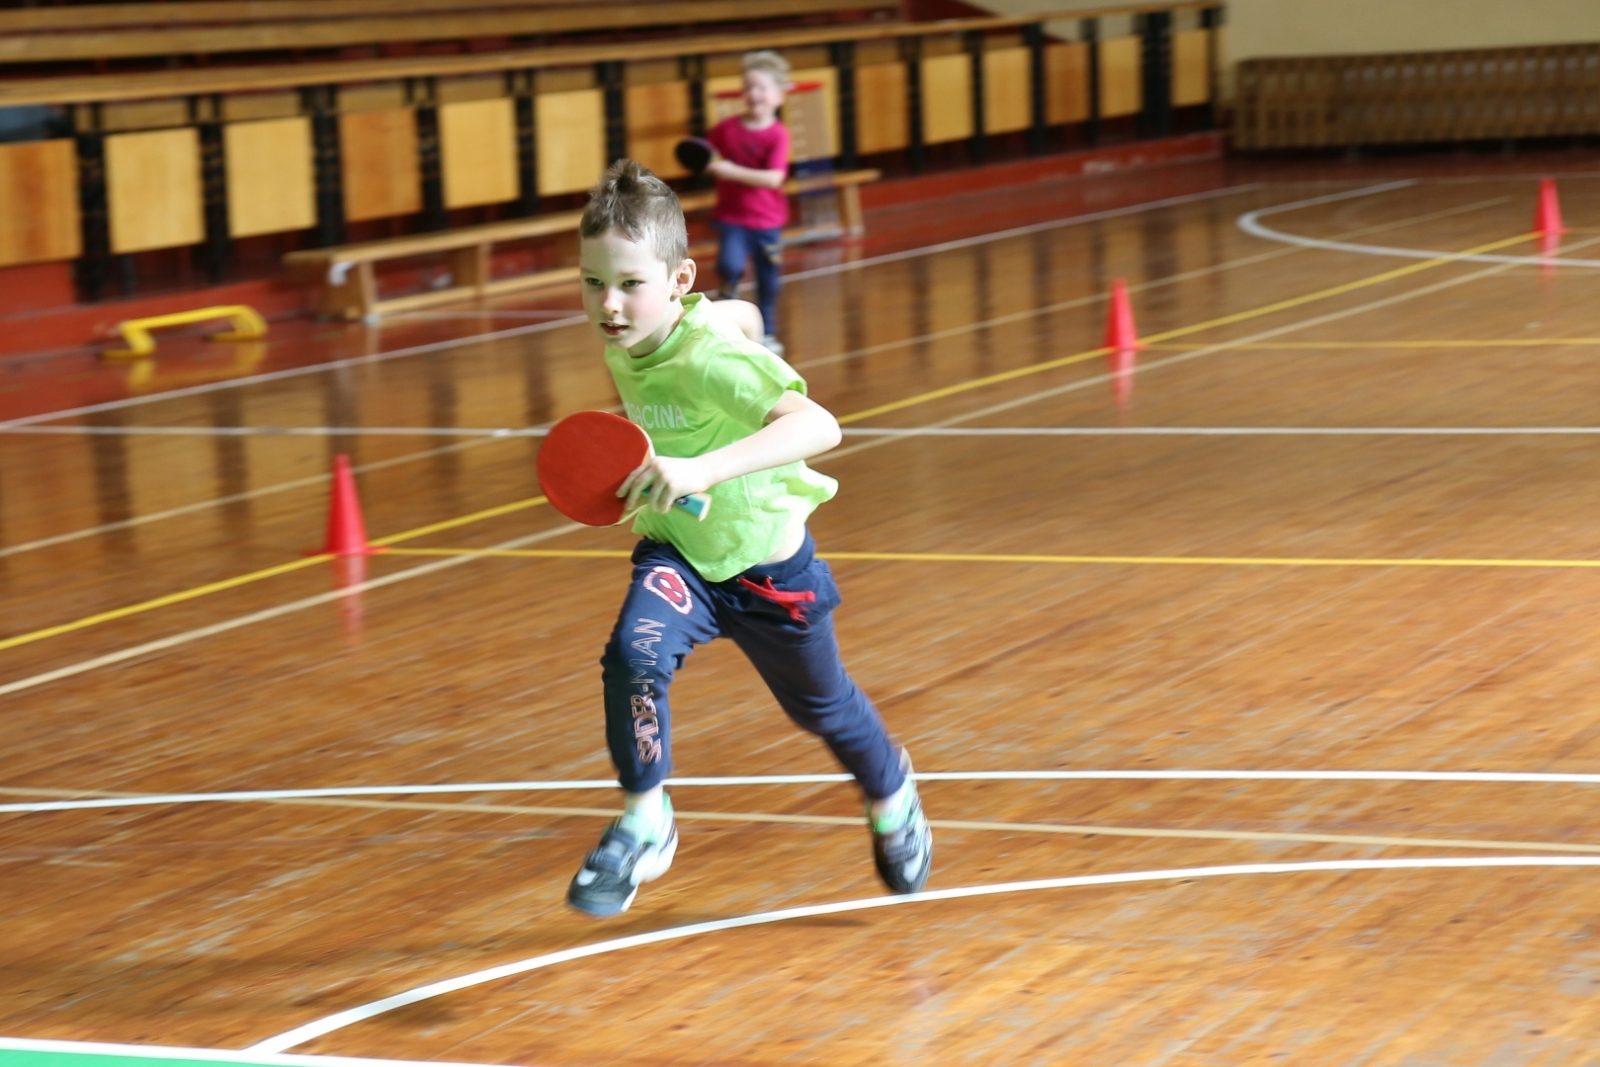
[247, 855, 1600, 1053]
[1237, 180, 1600, 268]
[12, 768, 1600, 815]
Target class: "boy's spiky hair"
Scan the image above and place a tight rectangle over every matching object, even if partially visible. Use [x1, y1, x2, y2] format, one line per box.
[580, 159, 688, 267]
[742, 49, 792, 87]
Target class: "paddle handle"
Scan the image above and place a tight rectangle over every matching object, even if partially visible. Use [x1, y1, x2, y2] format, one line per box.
[673, 492, 712, 521]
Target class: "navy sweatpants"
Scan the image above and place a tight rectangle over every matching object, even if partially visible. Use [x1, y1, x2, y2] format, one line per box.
[713, 221, 783, 335]
[600, 532, 904, 801]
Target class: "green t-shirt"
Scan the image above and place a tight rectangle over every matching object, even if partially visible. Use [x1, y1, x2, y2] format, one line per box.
[602, 293, 837, 582]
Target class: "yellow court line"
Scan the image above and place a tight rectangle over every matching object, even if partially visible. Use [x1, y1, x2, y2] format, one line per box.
[838, 232, 1537, 424]
[0, 233, 1544, 658]
[3, 787, 1595, 856]
[1144, 339, 1600, 350]
[0, 495, 547, 654]
[383, 547, 1600, 569]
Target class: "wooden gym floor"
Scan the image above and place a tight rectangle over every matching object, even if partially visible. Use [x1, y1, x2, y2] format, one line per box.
[6, 155, 1600, 1065]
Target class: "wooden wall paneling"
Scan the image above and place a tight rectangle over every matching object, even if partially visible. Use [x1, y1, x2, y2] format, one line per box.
[437, 74, 505, 105]
[0, 139, 81, 267]
[854, 61, 908, 153]
[535, 88, 605, 196]
[982, 47, 1031, 134]
[1099, 34, 1143, 117]
[224, 115, 315, 237]
[338, 83, 409, 114]
[105, 126, 203, 254]
[1045, 41, 1090, 124]
[439, 96, 518, 208]
[339, 107, 421, 221]
[100, 98, 189, 133]
[788, 66, 841, 158]
[1171, 27, 1210, 106]
[625, 80, 691, 178]
[920, 52, 973, 144]
[221, 91, 302, 123]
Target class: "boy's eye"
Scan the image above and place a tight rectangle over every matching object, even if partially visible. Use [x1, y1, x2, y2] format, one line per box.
[622, 280, 641, 288]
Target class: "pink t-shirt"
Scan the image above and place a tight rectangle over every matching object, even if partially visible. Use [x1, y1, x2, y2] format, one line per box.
[705, 115, 790, 230]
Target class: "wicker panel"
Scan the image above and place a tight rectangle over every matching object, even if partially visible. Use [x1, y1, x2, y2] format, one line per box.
[1235, 44, 1600, 149]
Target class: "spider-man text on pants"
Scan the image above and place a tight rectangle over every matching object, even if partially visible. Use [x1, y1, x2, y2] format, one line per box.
[600, 531, 905, 801]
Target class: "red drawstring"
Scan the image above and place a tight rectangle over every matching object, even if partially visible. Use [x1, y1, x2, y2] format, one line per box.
[737, 576, 816, 624]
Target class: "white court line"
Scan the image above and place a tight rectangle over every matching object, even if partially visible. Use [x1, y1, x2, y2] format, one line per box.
[247, 855, 1600, 1053]
[20, 425, 1600, 440]
[0, 190, 1505, 445]
[0, 425, 545, 438]
[0, 183, 1424, 561]
[0, 184, 1262, 433]
[1238, 180, 1600, 267]
[1, 188, 1556, 693]
[0, 317, 588, 431]
[791, 189, 1511, 374]
[11, 767, 1600, 815]
[0, 1037, 498, 1067]
[824, 230, 1600, 463]
[0, 520, 582, 700]
[844, 426, 1600, 437]
[0, 436, 507, 561]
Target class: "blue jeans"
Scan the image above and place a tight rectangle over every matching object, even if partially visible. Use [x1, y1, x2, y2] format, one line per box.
[714, 221, 783, 336]
[599, 532, 904, 800]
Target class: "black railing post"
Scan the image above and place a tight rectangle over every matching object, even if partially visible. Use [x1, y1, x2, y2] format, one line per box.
[903, 35, 925, 173]
[304, 85, 345, 247]
[412, 77, 447, 231]
[195, 94, 229, 283]
[1140, 10, 1173, 138]
[683, 54, 707, 137]
[1200, 6, 1223, 129]
[965, 30, 987, 164]
[73, 104, 110, 302]
[1082, 17, 1102, 145]
[1026, 22, 1048, 154]
[831, 40, 859, 168]
[599, 60, 627, 165]
[509, 70, 538, 215]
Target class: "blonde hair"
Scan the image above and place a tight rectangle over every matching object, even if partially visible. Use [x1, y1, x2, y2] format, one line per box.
[579, 159, 688, 267]
[742, 49, 792, 88]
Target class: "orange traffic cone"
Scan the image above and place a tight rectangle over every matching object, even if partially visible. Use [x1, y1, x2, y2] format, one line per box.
[1104, 279, 1142, 351]
[312, 454, 382, 556]
[1535, 177, 1565, 235]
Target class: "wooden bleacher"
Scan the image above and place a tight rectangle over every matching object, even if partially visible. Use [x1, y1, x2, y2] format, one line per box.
[0, 2, 1224, 316]
[283, 170, 881, 321]
[0, 0, 896, 64]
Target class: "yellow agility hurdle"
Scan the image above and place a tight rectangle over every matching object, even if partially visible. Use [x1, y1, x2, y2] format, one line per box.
[104, 304, 267, 359]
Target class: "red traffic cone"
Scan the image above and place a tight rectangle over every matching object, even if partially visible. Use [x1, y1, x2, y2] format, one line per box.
[1535, 177, 1565, 235]
[1104, 278, 1142, 351]
[312, 454, 382, 556]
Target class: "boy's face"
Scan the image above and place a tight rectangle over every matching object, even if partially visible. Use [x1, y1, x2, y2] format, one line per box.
[579, 227, 697, 356]
[743, 69, 785, 122]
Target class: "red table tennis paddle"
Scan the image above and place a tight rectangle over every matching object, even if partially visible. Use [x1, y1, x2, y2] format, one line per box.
[674, 137, 716, 175]
[537, 410, 711, 527]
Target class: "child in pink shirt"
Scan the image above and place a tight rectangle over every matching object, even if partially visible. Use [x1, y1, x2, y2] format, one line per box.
[705, 51, 792, 356]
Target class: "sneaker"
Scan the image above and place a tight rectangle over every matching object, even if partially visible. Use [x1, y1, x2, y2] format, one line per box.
[869, 751, 932, 894]
[567, 813, 679, 917]
[761, 334, 786, 358]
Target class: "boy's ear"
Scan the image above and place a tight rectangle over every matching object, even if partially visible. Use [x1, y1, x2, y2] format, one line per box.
[672, 257, 698, 299]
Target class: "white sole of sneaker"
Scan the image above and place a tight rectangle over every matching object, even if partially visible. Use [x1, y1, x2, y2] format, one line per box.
[632, 826, 678, 886]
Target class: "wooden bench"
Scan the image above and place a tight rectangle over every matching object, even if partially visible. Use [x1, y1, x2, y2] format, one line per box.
[284, 169, 879, 322]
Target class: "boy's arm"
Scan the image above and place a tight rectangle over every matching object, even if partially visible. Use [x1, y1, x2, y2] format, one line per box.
[707, 157, 786, 189]
[622, 390, 840, 512]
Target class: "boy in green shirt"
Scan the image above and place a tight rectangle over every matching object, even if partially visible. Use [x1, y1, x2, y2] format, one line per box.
[566, 160, 932, 917]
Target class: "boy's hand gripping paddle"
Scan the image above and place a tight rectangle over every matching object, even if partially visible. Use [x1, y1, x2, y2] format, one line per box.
[537, 410, 712, 527]
[673, 137, 716, 175]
